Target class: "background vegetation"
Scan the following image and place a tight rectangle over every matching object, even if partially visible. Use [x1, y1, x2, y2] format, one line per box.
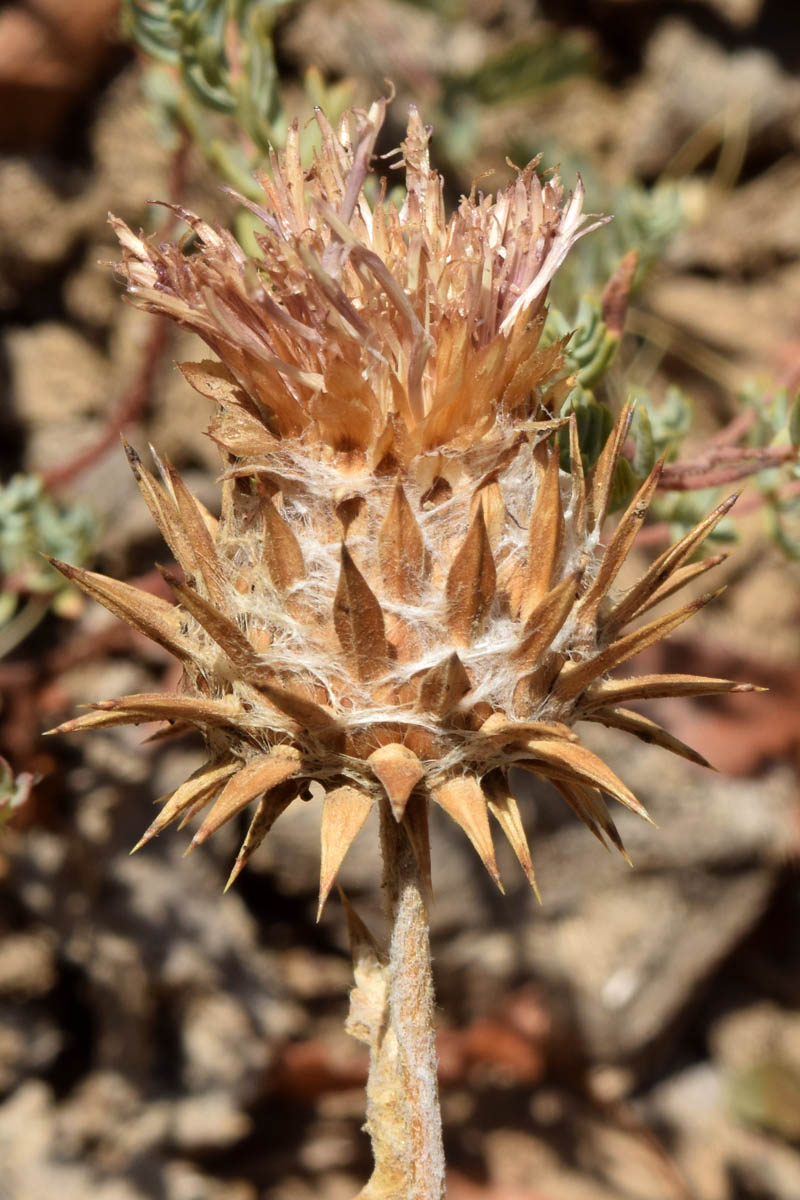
[0, 2, 799, 1197]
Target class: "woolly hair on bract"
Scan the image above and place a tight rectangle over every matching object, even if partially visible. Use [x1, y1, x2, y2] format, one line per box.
[47, 98, 755, 904]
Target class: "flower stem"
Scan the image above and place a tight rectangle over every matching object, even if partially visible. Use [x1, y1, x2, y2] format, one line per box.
[355, 795, 445, 1199]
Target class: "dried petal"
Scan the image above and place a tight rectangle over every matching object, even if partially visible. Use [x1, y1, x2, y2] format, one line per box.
[47, 559, 194, 663]
[585, 707, 713, 768]
[552, 779, 630, 862]
[262, 498, 305, 593]
[552, 589, 725, 703]
[605, 494, 738, 633]
[589, 400, 634, 529]
[483, 773, 539, 899]
[48, 692, 242, 734]
[577, 456, 664, 620]
[122, 440, 196, 574]
[178, 359, 247, 406]
[521, 447, 564, 622]
[433, 776, 503, 891]
[580, 673, 759, 710]
[159, 569, 263, 675]
[471, 479, 506, 550]
[513, 573, 580, 671]
[628, 554, 728, 622]
[132, 759, 238, 851]
[378, 481, 427, 601]
[522, 738, 651, 821]
[478, 714, 575, 743]
[256, 681, 337, 729]
[166, 464, 225, 605]
[416, 652, 472, 716]
[318, 786, 374, 918]
[334, 545, 388, 681]
[224, 781, 299, 891]
[368, 744, 425, 821]
[192, 747, 302, 846]
[568, 413, 586, 539]
[446, 507, 496, 644]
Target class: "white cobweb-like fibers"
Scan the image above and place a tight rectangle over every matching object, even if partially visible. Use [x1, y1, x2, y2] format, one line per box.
[208, 431, 597, 758]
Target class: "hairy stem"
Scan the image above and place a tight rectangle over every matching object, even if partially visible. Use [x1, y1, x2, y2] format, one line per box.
[384, 795, 445, 1197]
[352, 795, 445, 1199]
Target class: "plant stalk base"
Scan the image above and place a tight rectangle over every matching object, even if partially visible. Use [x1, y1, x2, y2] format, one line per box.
[344, 796, 445, 1199]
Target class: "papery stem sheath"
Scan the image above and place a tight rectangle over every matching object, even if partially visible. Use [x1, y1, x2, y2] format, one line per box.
[358, 795, 444, 1199]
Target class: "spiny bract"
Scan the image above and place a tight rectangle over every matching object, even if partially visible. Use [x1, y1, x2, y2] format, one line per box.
[48, 99, 753, 907]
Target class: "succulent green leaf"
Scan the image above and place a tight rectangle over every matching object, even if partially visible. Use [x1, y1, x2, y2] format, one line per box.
[558, 386, 614, 474]
[0, 756, 36, 828]
[630, 404, 656, 479]
[789, 391, 800, 449]
[443, 30, 597, 108]
[0, 475, 97, 603]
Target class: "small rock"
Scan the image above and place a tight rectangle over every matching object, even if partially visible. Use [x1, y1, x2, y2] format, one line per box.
[170, 1091, 252, 1152]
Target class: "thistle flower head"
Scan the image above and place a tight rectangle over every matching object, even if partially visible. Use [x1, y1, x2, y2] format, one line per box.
[49, 101, 753, 906]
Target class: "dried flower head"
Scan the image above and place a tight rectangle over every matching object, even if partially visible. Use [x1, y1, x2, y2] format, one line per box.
[48, 100, 754, 905]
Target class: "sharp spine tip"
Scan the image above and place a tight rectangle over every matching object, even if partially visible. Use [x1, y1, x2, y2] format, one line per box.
[695, 585, 726, 609]
[224, 855, 246, 892]
[122, 440, 141, 469]
[155, 564, 179, 588]
[489, 866, 505, 894]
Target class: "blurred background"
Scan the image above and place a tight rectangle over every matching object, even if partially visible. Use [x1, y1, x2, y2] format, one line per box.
[1, 1, 800, 1197]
